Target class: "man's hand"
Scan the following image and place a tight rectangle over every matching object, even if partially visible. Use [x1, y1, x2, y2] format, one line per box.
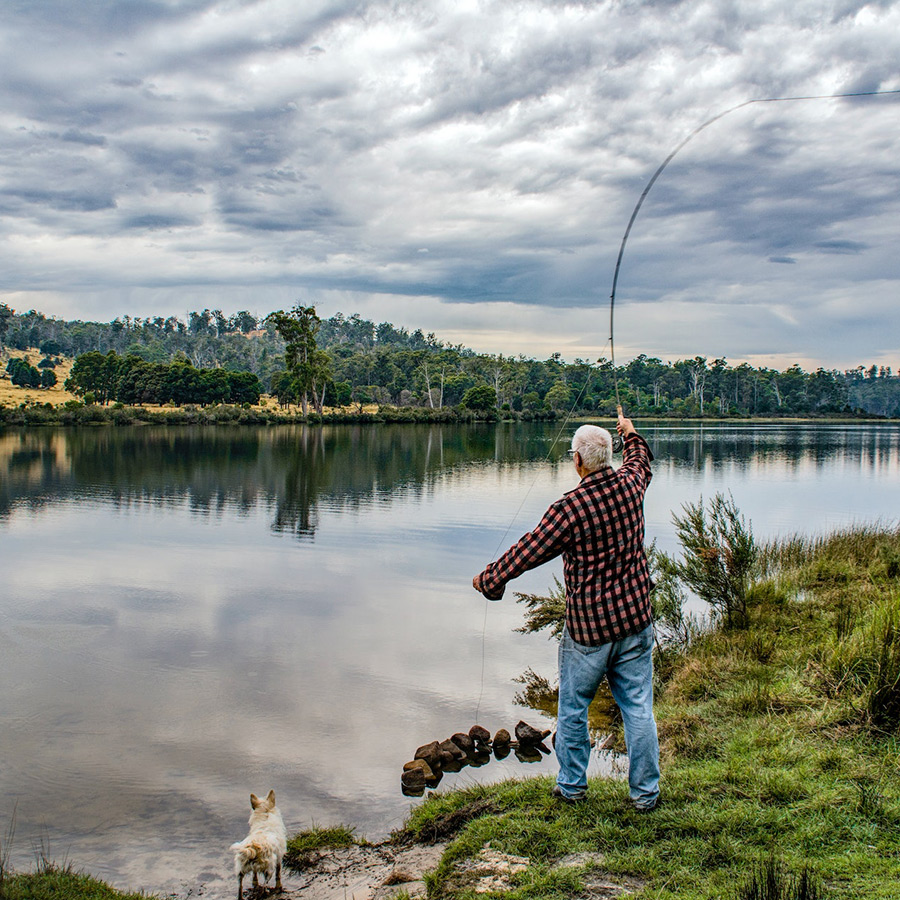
[617, 412, 636, 437]
[472, 573, 485, 594]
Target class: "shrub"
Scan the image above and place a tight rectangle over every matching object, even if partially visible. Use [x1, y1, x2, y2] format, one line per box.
[671, 492, 757, 627]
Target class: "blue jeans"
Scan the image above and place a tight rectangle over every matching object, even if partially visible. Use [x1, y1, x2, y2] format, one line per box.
[556, 624, 660, 807]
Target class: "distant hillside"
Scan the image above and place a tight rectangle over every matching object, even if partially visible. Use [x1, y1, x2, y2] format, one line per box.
[0, 304, 897, 417]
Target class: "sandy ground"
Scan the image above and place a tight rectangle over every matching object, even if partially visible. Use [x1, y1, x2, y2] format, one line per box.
[223, 842, 637, 900]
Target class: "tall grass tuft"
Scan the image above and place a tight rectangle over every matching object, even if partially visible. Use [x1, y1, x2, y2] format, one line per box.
[0, 804, 16, 896]
[828, 591, 900, 732]
[736, 857, 825, 900]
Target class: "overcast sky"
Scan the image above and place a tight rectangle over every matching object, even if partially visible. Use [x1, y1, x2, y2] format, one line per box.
[1, 0, 898, 369]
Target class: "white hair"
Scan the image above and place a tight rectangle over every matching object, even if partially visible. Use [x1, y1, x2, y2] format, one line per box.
[571, 424, 613, 472]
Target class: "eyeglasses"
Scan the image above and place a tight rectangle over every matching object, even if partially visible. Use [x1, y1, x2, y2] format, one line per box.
[566, 449, 577, 456]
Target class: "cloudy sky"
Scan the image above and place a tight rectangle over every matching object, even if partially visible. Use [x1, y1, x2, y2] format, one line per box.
[1, 0, 898, 368]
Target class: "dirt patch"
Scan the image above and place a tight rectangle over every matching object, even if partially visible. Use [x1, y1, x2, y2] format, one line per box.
[395, 797, 500, 845]
[278, 840, 447, 899]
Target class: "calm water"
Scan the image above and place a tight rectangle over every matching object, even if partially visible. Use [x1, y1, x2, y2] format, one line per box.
[1, 421, 898, 896]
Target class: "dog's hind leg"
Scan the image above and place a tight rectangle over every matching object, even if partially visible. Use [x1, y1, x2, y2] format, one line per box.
[237, 872, 243, 900]
[276, 859, 282, 891]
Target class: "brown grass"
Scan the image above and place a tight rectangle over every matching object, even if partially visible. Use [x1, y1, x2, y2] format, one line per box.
[0, 348, 77, 407]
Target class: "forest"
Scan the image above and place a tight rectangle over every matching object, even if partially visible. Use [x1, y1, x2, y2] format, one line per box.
[1, 302, 897, 417]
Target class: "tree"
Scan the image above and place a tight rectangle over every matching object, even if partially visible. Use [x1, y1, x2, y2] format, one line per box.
[461, 383, 497, 411]
[0, 303, 13, 349]
[65, 350, 119, 404]
[7, 357, 41, 388]
[544, 380, 572, 411]
[267, 305, 323, 415]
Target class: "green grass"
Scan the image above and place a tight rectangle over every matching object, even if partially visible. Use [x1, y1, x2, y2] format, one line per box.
[386, 525, 900, 899]
[0, 863, 150, 900]
[283, 824, 359, 871]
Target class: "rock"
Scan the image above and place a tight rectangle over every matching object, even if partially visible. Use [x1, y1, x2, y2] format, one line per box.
[469, 724, 492, 745]
[403, 759, 435, 780]
[450, 732, 475, 753]
[401, 767, 426, 794]
[440, 739, 465, 761]
[493, 728, 511, 747]
[414, 740, 443, 771]
[515, 720, 551, 745]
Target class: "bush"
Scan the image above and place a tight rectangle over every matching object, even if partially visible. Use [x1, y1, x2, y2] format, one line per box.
[671, 492, 757, 627]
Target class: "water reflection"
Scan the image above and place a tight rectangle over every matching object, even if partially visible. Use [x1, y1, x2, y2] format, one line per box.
[3, 423, 898, 536]
[0, 424, 570, 537]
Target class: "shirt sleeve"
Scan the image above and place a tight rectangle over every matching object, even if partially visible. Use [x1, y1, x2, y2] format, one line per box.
[478, 501, 572, 600]
[617, 433, 653, 492]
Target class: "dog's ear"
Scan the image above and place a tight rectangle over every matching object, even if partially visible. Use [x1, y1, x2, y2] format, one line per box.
[266, 789, 276, 807]
[250, 793, 261, 809]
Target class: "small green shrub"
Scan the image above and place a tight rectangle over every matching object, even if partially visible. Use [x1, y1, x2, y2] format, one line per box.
[671, 492, 758, 627]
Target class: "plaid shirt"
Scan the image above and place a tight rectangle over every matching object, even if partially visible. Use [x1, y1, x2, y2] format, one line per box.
[479, 432, 654, 646]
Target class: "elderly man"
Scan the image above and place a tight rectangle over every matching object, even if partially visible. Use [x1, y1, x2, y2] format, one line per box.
[472, 413, 659, 810]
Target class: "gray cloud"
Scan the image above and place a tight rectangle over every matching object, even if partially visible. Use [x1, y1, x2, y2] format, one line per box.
[0, 0, 898, 366]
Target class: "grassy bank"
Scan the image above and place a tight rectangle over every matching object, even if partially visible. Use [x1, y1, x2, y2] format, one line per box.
[4, 525, 899, 899]
[370, 523, 900, 899]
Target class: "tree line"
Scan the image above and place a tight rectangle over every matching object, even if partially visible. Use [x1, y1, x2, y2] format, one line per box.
[64, 351, 261, 406]
[1, 302, 898, 417]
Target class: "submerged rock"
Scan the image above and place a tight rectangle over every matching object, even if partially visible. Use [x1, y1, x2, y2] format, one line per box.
[439, 739, 465, 761]
[401, 767, 426, 795]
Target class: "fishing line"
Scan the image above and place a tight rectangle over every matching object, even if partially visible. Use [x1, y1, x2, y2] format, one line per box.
[473, 374, 593, 723]
[474, 84, 900, 724]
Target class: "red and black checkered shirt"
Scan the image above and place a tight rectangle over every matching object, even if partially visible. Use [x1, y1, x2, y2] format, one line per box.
[479, 432, 654, 646]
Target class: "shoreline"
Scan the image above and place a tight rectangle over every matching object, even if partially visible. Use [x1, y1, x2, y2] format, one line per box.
[0, 399, 894, 428]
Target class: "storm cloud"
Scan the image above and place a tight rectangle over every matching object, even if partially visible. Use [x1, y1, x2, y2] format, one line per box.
[1, 0, 898, 367]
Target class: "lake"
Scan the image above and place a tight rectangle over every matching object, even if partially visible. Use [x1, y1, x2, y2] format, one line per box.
[1, 421, 898, 896]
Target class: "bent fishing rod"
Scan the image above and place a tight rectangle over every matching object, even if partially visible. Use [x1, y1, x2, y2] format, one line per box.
[606, 86, 900, 429]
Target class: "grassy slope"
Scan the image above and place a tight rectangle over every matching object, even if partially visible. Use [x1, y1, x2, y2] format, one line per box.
[390, 526, 900, 899]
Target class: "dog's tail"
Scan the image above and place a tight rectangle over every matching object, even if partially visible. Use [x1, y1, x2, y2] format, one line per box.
[230, 838, 274, 876]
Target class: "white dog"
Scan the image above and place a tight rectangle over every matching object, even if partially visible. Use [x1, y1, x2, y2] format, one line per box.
[229, 789, 287, 898]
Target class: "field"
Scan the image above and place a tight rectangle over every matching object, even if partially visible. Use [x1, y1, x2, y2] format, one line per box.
[0, 348, 76, 407]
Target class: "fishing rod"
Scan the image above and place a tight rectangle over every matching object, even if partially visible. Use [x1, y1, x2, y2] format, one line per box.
[606, 86, 900, 440]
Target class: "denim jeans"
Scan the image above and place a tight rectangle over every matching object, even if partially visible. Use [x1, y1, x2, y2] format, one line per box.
[556, 623, 659, 807]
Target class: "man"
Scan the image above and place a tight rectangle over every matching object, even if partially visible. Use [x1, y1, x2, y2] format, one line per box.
[472, 413, 659, 810]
